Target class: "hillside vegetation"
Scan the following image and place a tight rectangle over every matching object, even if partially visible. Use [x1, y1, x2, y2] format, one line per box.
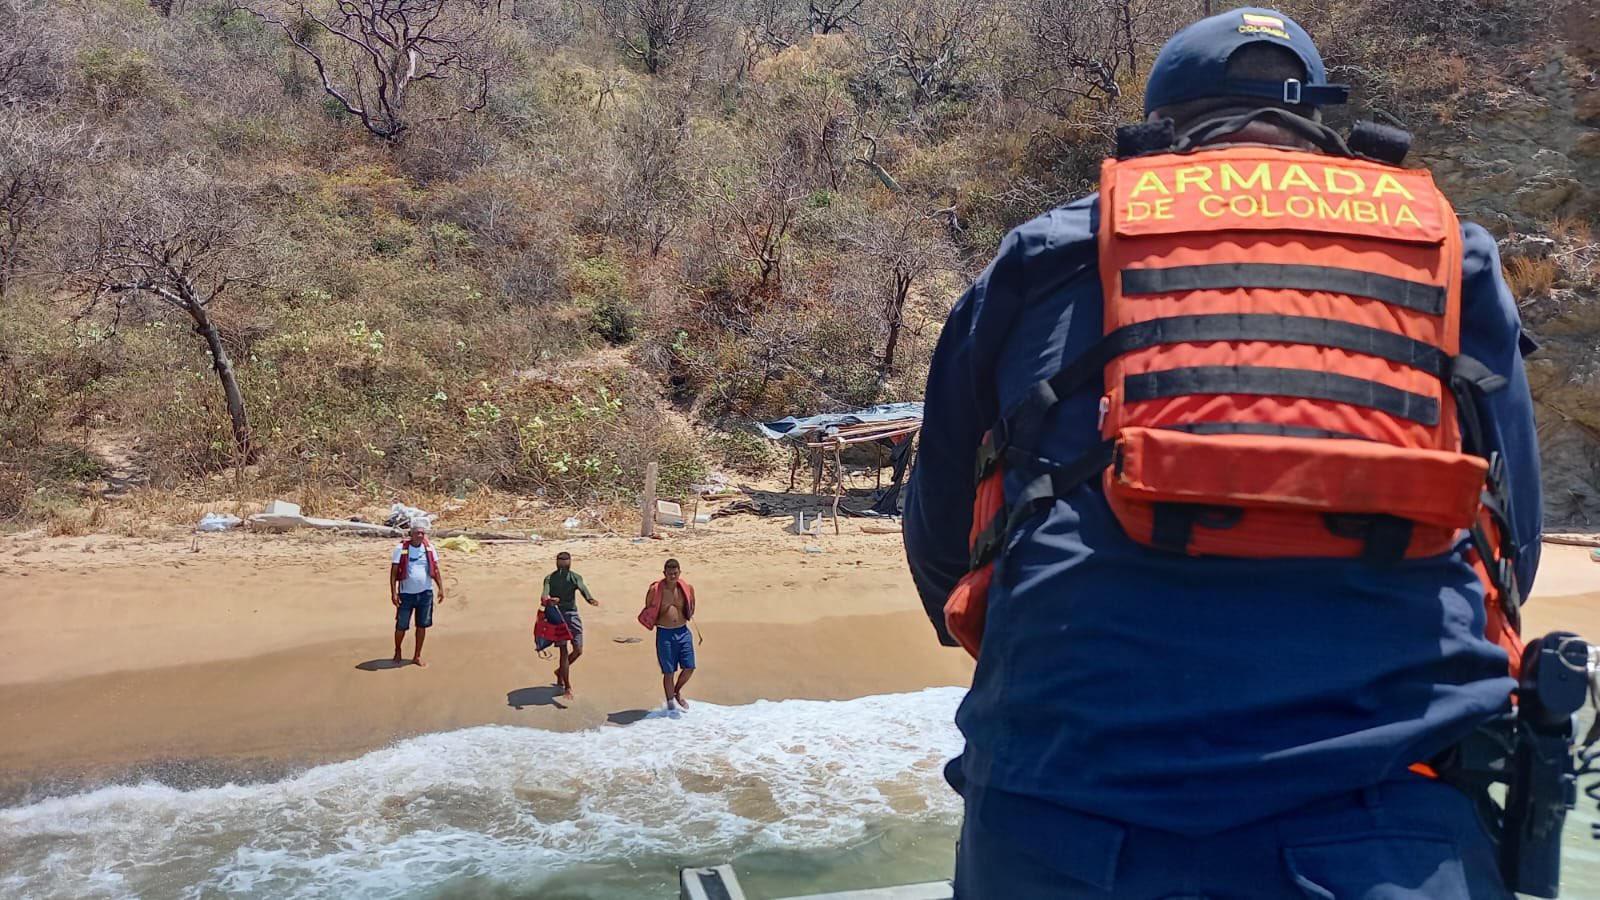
[0, 0, 1593, 530]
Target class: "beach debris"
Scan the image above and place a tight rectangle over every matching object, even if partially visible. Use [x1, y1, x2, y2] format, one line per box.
[688, 472, 735, 497]
[1543, 533, 1600, 548]
[861, 522, 902, 534]
[803, 544, 824, 554]
[196, 512, 243, 532]
[263, 499, 301, 517]
[385, 502, 432, 531]
[694, 513, 711, 524]
[247, 510, 403, 536]
[655, 500, 686, 527]
[563, 517, 582, 530]
[613, 636, 643, 643]
[438, 535, 481, 553]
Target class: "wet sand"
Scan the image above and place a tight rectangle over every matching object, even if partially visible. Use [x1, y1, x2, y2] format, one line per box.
[2, 530, 1595, 795]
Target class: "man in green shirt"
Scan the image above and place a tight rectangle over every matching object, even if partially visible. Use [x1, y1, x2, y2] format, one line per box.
[542, 551, 600, 697]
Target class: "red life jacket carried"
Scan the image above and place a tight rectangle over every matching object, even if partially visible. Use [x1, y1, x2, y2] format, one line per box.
[639, 578, 696, 630]
[534, 596, 575, 648]
[944, 137, 1524, 673]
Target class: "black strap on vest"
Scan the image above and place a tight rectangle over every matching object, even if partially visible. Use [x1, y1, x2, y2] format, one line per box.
[1107, 313, 1452, 374]
[1122, 263, 1447, 316]
[1124, 366, 1442, 426]
[970, 440, 1116, 569]
[1447, 349, 1523, 616]
[1161, 422, 1371, 441]
[975, 314, 1457, 481]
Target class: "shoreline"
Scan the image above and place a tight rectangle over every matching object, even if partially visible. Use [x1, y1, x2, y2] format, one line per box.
[1, 526, 974, 796]
[3, 532, 1596, 801]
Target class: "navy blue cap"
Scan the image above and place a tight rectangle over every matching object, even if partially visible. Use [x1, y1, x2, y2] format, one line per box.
[1144, 7, 1350, 115]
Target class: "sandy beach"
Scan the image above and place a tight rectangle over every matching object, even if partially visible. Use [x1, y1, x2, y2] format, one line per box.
[0, 521, 975, 796]
[2, 524, 1597, 798]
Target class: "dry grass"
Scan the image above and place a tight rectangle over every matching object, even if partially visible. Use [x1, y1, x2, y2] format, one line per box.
[0, 467, 27, 521]
[1506, 256, 1561, 298]
[1552, 218, 1595, 248]
[45, 505, 91, 537]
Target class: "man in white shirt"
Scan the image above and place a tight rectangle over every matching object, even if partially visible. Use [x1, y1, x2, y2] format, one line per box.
[389, 520, 445, 667]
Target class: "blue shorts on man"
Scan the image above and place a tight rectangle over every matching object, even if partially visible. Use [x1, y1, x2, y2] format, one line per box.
[395, 590, 434, 630]
[656, 625, 695, 674]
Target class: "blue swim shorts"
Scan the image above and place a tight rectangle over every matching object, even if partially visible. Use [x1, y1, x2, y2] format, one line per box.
[656, 625, 695, 674]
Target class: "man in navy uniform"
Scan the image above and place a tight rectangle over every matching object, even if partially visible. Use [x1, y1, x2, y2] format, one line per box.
[905, 8, 1541, 897]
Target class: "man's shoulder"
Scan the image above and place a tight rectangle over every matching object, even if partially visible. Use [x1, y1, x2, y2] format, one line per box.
[1004, 194, 1099, 265]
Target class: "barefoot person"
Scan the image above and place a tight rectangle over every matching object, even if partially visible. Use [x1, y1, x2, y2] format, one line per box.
[389, 521, 444, 667]
[639, 558, 697, 711]
[542, 551, 599, 697]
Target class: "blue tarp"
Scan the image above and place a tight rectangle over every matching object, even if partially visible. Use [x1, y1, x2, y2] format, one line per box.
[756, 402, 924, 442]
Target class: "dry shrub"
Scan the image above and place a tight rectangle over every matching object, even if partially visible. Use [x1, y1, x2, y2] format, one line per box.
[46, 505, 90, 537]
[1506, 257, 1560, 297]
[1550, 216, 1594, 245]
[296, 479, 337, 518]
[0, 466, 28, 521]
[1566, 1, 1600, 69]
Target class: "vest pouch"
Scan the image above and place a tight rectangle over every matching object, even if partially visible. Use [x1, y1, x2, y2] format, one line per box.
[945, 456, 1009, 658]
[944, 565, 992, 659]
[1105, 426, 1487, 559]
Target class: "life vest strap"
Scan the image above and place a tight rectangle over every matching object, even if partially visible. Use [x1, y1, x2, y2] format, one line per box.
[1123, 366, 1442, 426]
[977, 314, 1458, 481]
[1122, 263, 1447, 315]
[1162, 421, 1372, 441]
[969, 440, 1117, 568]
[1106, 313, 1453, 375]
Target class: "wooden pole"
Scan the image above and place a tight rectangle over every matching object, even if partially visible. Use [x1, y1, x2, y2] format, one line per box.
[641, 461, 658, 538]
[832, 442, 843, 535]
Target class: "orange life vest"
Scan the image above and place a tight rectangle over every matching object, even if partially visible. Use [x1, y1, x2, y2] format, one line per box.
[945, 143, 1523, 673]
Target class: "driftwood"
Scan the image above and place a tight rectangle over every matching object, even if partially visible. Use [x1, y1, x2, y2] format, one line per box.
[247, 514, 403, 537]
[1542, 533, 1600, 548]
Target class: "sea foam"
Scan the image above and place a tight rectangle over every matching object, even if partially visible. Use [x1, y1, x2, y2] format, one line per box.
[0, 687, 967, 899]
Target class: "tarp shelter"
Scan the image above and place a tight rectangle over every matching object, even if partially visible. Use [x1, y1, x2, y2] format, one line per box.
[759, 403, 924, 527]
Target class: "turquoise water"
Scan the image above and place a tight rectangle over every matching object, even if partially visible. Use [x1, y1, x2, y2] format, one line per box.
[0, 690, 966, 900]
[2, 689, 1598, 898]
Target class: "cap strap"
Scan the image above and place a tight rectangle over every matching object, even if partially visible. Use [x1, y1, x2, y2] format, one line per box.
[1222, 77, 1351, 107]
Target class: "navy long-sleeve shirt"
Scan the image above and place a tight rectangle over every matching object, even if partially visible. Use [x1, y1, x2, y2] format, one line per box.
[904, 193, 1542, 834]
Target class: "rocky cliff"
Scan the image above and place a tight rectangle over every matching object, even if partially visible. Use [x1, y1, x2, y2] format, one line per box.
[1421, 9, 1600, 527]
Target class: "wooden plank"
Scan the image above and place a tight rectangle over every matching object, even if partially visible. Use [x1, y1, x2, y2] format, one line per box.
[641, 461, 658, 538]
[833, 443, 843, 535]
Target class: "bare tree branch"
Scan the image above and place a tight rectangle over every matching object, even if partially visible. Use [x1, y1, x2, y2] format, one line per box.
[239, 0, 494, 142]
[59, 167, 265, 464]
[0, 110, 90, 298]
[592, 0, 720, 75]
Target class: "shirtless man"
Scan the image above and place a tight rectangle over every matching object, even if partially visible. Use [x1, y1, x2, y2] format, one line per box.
[642, 558, 697, 711]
